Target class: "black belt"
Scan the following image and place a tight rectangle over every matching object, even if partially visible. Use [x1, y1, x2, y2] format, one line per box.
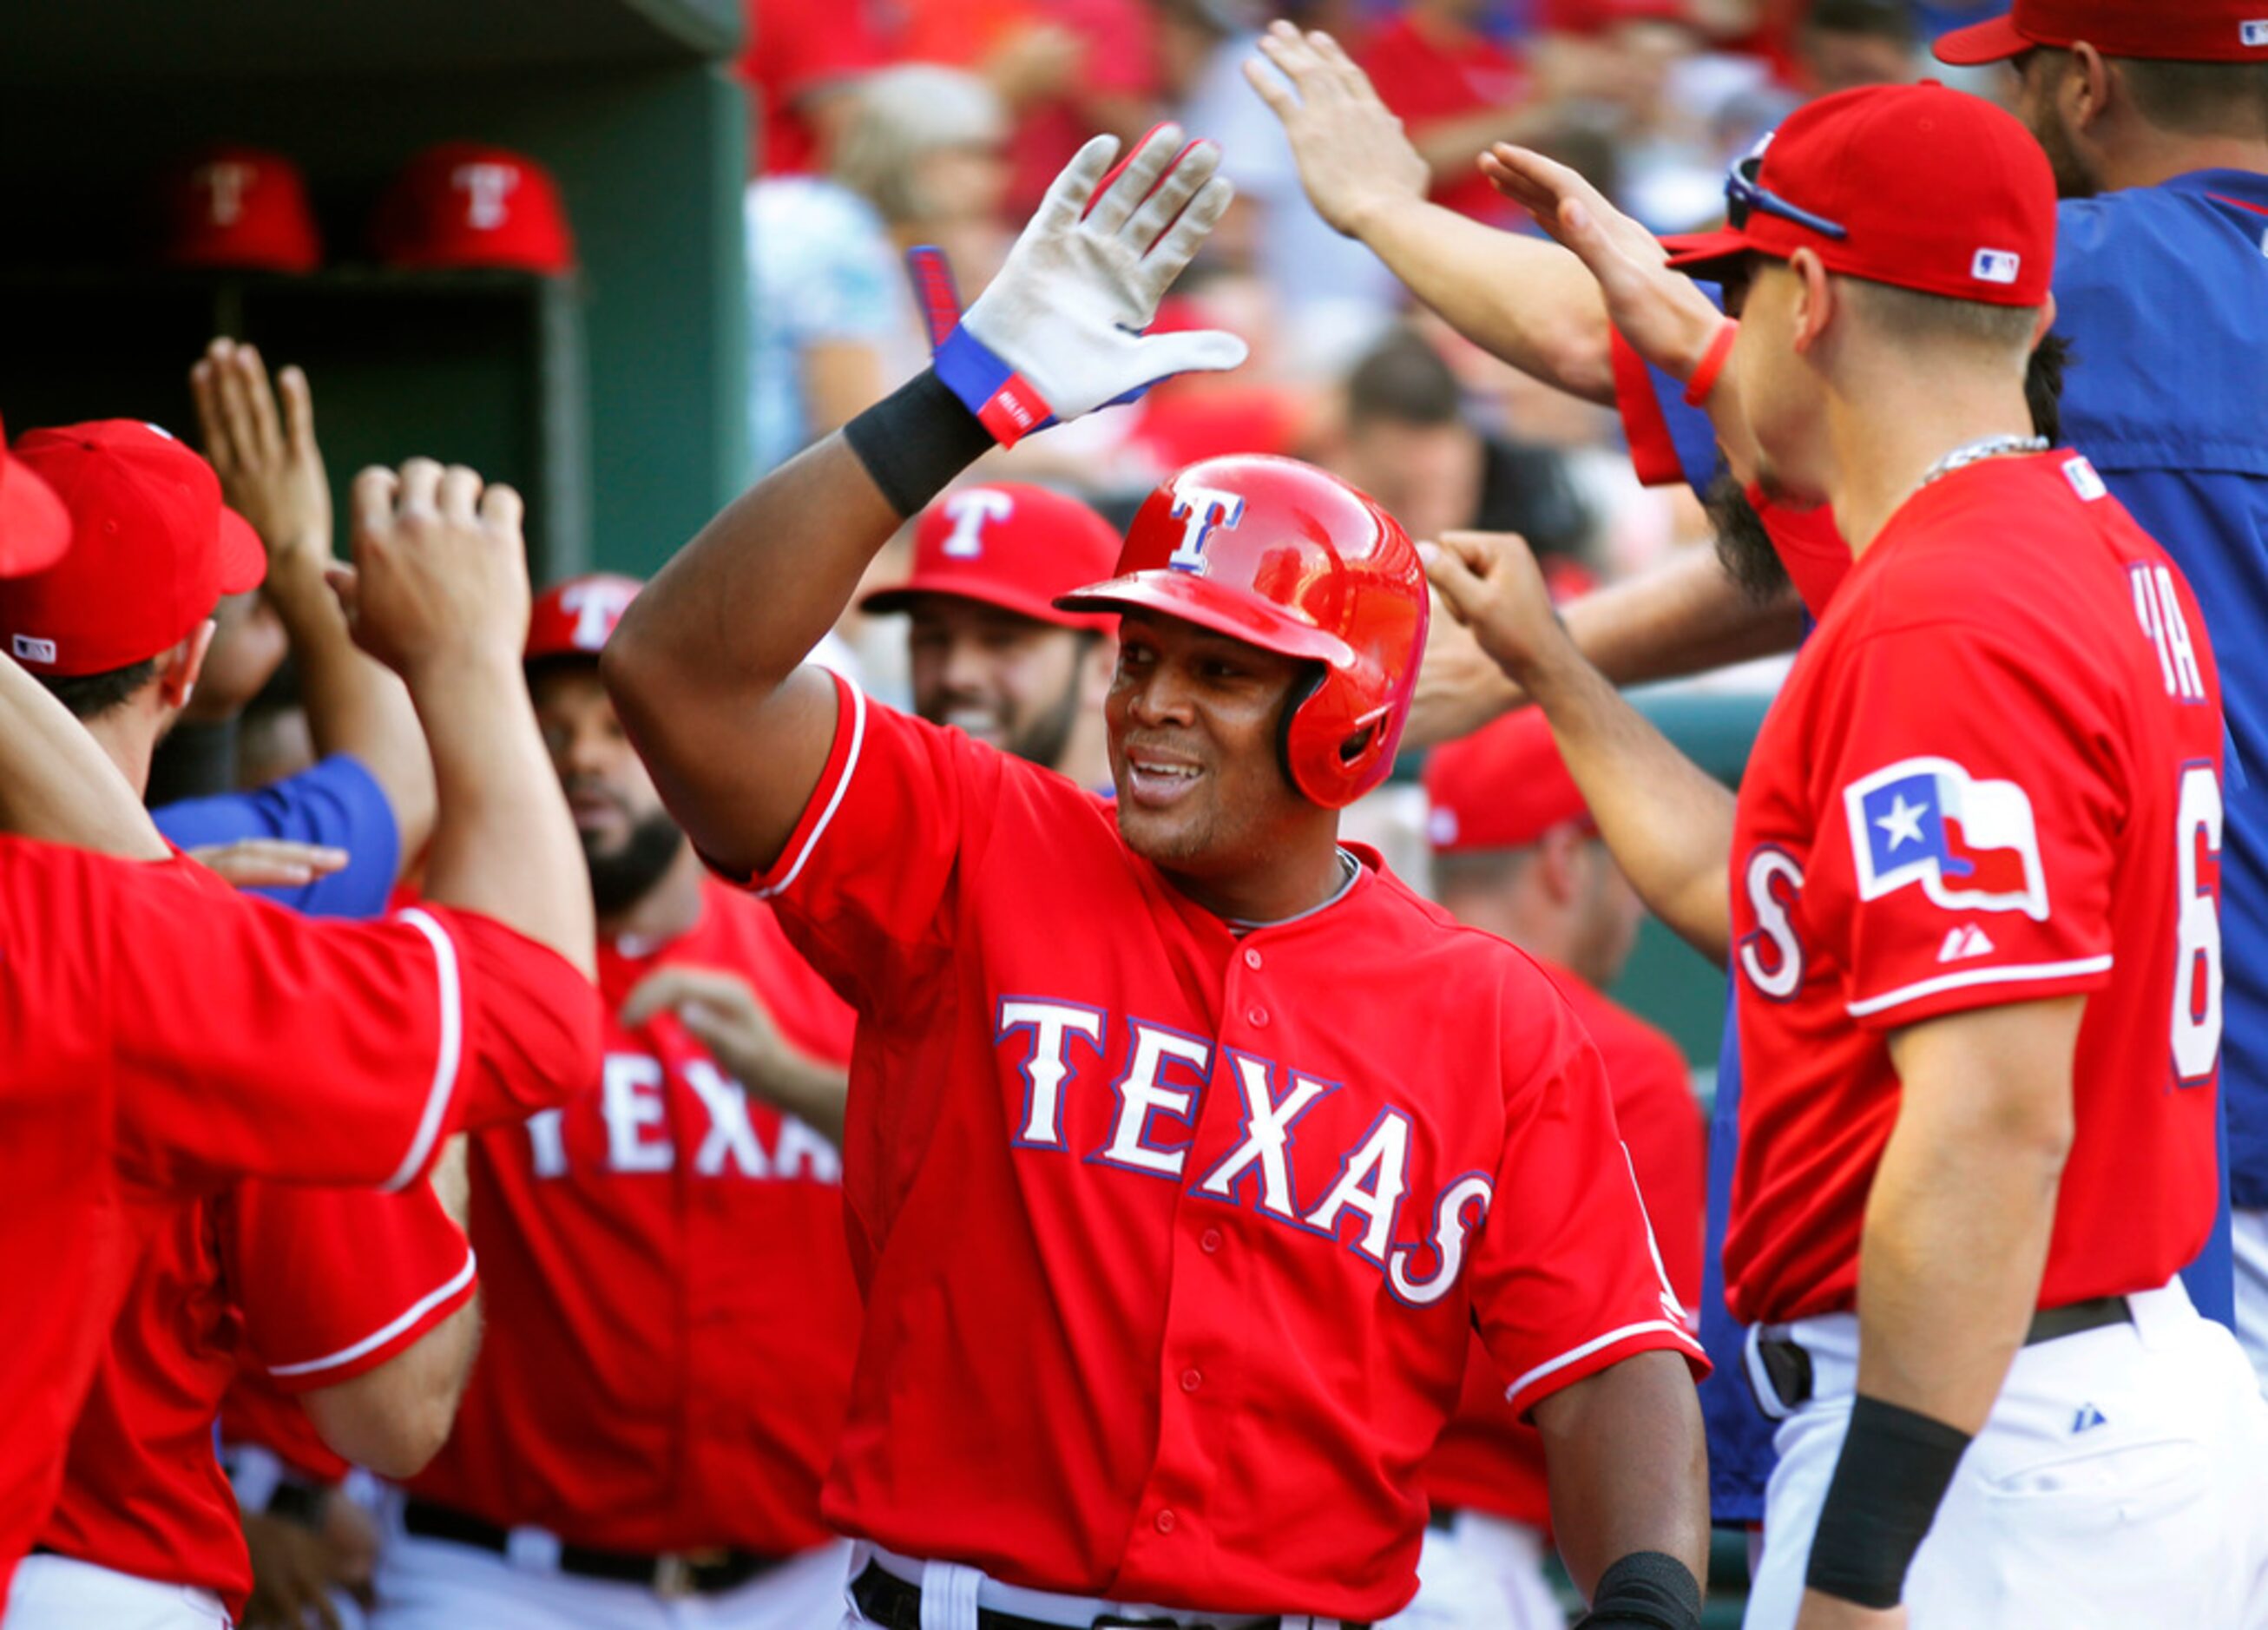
[1754, 1294, 2133, 1413]
[851, 1561, 1371, 1630]
[402, 1498, 784, 1599]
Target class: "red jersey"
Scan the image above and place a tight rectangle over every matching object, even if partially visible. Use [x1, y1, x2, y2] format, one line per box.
[0, 838, 597, 1599]
[40, 1175, 474, 1611]
[408, 875, 861, 1554]
[732, 674, 1705, 1622]
[1725, 453, 2225, 1324]
[1425, 965, 1705, 1528]
[1358, 15, 1527, 224]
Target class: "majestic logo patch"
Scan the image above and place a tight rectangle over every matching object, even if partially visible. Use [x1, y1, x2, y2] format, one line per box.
[1847, 757, 2049, 921]
[1970, 248, 2021, 285]
[2062, 456, 2107, 502]
[1937, 923, 1996, 963]
[1165, 482, 1245, 573]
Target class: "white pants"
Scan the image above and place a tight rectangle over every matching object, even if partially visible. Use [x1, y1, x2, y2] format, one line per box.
[2232, 1206, 2268, 1395]
[836, 1544, 1353, 1629]
[3, 1554, 230, 1630]
[1377, 1512, 1567, 1630]
[368, 1515, 852, 1630]
[1745, 1280, 2268, 1629]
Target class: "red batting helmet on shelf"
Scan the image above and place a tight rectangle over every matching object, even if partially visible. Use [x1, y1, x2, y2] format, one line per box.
[1055, 454, 1428, 809]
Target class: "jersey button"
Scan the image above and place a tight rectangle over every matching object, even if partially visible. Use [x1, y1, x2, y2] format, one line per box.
[1180, 1368, 1203, 1393]
[1200, 1227, 1224, 1254]
[1242, 948, 1263, 970]
[1247, 1007, 1269, 1027]
[1154, 1509, 1177, 1535]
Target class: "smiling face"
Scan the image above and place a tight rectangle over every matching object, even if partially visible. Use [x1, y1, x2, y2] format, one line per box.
[905, 595, 1103, 770]
[1106, 612, 1334, 890]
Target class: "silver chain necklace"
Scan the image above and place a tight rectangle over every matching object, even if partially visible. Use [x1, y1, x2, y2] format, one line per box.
[1920, 433, 2048, 486]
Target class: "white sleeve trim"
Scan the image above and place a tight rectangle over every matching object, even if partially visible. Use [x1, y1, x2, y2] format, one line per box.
[385, 908, 464, 1192]
[1845, 954, 2114, 1019]
[1503, 1318, 1703, 1406]
[266, 1247, 477, 1379]
[754, 675, 867, 901]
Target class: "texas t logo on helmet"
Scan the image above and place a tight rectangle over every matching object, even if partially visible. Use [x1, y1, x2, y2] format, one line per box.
[1165, 481, 1246, 573]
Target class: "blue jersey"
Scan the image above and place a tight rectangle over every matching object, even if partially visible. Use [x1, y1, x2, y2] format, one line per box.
[154, 753, 401, 922]
[1624, 169, 2262, 1522]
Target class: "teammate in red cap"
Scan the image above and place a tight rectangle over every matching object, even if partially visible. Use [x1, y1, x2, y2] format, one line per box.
[606, 127, 1709, 1629]
[0, 424, 495, 1630]
[861, 481, 1121, 789]
[371, 573, 862, 1629]
[1397, 710, 1706, 1630]
[0, 453, 602, 1616]
[1429, 84, 2268, 1627]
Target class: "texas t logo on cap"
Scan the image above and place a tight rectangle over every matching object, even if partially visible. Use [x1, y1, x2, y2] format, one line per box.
[1166, 483, 1245, 573]
[938, 489, 1016, 560]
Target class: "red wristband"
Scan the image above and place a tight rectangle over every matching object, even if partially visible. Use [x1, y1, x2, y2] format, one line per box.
[1682, 320, 1739, 408]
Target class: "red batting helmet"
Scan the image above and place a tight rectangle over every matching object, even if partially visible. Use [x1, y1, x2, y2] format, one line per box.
[1055, 455, 1427, 809]
[526, 573, 641, 663]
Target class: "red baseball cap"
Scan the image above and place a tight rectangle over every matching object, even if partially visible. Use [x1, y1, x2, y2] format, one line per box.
[861, 483, 1121, 633]
[158, 144, 323, 274]
[1664, 83, 2055, 306]
[1936, 0, 2268, 65]
[371, 143, 576, 275]
[0, 417, 72, 579]
[0, 422, 266, 675]
[526, 572, 642, 662]
[1423, 710, 1593, 853]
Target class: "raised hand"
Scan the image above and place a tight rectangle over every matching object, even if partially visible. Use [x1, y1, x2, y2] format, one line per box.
[1478, 143, 1722, 384]
[1421, 529, 1571, 693]
[942, 123, 1245, 441]
[190, 338, 332, 571]
[332, 459, 529, 685]
[1245, 22, 1430, 240]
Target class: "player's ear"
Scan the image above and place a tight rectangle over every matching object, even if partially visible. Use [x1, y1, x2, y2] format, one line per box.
[1787, 250, 1832, 355]
[2070, 42, 2113, 135]
[2030, 293, 2058, 353]
[159, 620, 220, 712]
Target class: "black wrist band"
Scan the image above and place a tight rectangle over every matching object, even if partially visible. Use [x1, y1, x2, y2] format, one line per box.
[841, 368, 996, 519]
[1573, 1550, 1702, 1630]
[1805, 1394, 1973, 1608]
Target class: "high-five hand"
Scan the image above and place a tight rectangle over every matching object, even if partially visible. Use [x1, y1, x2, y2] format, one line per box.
[332, 460, 529, 684]
[939, 124, 1245, 443]
[1244, 22, 1429, 240]
[1478, 143, 1722, 384]
[1422, 530, 1571, 694]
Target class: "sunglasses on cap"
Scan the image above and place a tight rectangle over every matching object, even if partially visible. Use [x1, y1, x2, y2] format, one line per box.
[1725, 147, 1847, 242]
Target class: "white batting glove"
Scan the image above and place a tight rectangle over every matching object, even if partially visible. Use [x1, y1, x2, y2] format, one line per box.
[932, 125, 1246, 445]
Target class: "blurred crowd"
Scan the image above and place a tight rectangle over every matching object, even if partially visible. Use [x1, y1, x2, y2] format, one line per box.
[741, 0, 1975, 635]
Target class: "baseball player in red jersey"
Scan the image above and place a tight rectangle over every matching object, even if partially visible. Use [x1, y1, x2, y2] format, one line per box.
[604, 126, 1711, 1630]
[368, 572, 864, 1628]
[0, 454, 603, 1615]
[0, 427, 496, 1630]
[1391, 710, 1706, 1630]
[861, 481, 1122, 791]
[1427, 85, 2268, 1628]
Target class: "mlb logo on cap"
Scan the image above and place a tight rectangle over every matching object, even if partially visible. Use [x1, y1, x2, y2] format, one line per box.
[1971, 248, 2021, 286]
[2245, 19, 2268, 44]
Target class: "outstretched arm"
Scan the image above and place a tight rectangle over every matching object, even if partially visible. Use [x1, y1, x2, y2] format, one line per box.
[1246, 23, 1617, 404]
[1427, 530, 1736, 960]
[194, 340, 438, 865]
[607, 128, 1241, 881]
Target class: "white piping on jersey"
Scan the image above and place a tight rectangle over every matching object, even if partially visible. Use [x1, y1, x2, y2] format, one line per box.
[1844, 954, 2114, 1019]
[756, 678, 868, 902]
[1503, 1318, 1702, 1406]
[266, 1247, 477, 1378]
[385, 908, 464, 1193]
[1226, 849, 1362, 935]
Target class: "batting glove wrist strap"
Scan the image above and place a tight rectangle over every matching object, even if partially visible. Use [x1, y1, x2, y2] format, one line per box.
[844, 370, 996, 519]
[1572, 1550, 1702, 1630]
[933, 325, 1060, 448]
[1805, 1393, 1973, 1608]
